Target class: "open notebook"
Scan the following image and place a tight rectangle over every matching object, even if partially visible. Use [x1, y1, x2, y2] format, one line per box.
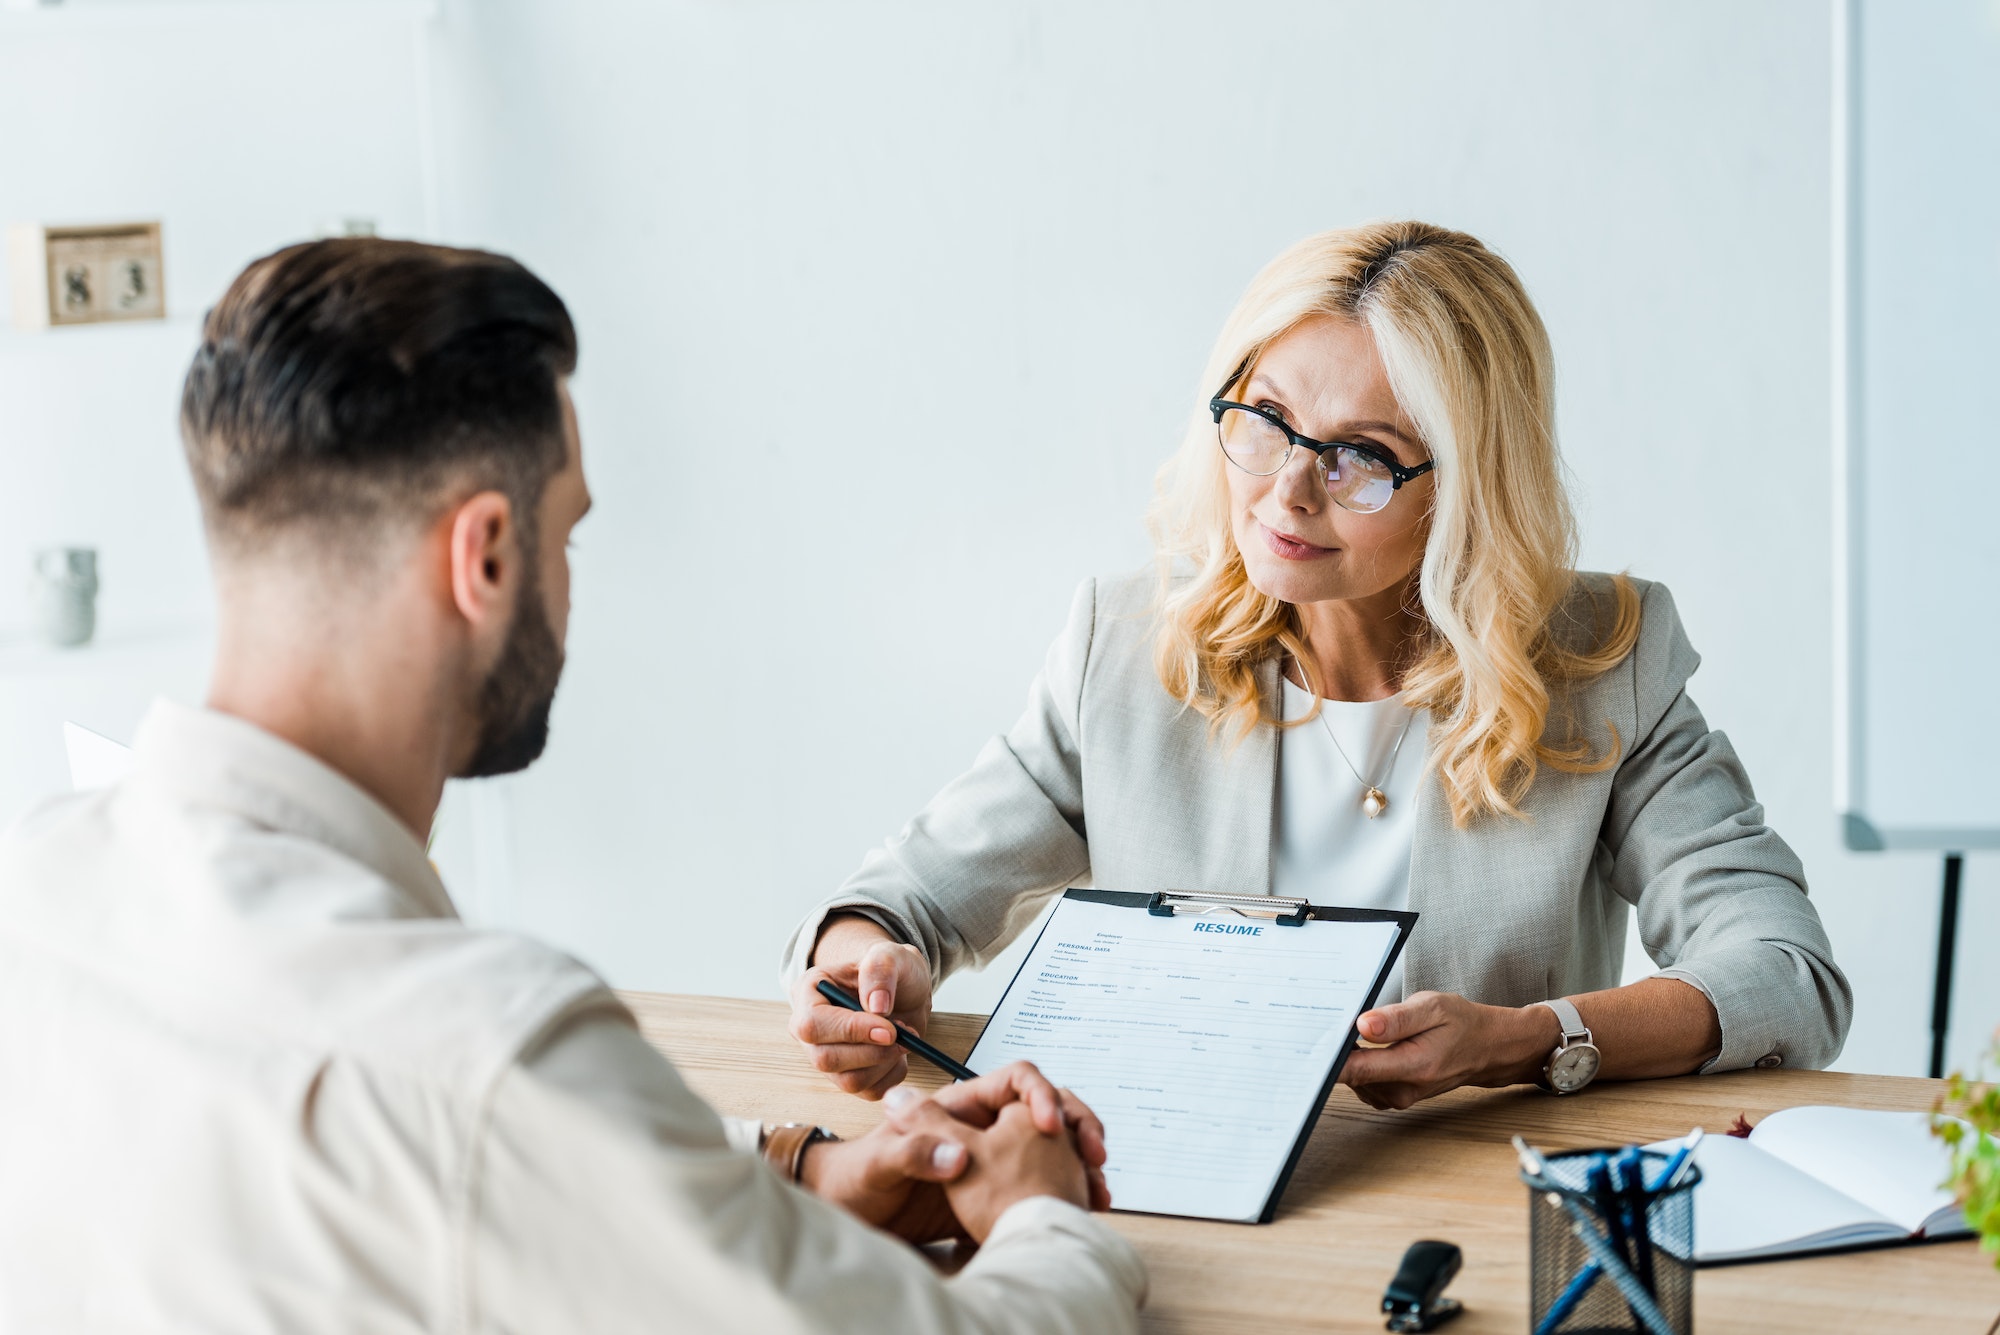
[1648, 1106, 1978, 1263]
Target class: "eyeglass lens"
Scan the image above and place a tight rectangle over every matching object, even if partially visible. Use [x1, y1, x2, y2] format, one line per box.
[1215, 407, 1398, 514]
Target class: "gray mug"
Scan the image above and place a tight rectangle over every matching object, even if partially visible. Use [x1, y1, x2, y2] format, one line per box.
[31, 547, 98, 648]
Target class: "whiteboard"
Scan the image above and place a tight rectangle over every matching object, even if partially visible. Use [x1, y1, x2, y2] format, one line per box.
[1834, 0, 2000, 851]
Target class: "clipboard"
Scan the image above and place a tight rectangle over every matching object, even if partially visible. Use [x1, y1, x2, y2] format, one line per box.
[964, 887, 1416, 1224]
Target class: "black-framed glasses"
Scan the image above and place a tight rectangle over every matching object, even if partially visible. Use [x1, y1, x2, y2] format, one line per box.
[1208, 375, 1434, 515]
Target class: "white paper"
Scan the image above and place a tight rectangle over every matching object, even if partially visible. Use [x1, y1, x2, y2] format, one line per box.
[1651, 1132, 1907, 1262]
[965, 895, 1399, 1222]
[64, 721, 133, 791]
[1748, 1107, 1971, 1237]
[1647, 1107, 1978, 1262]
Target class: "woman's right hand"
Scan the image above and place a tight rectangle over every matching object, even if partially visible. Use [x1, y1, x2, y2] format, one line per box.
[788, 914, 935, 1098]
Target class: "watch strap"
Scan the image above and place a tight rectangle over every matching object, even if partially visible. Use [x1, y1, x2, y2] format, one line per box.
[1537, 997, 1589, 1043]
[761, 1122, 837, 1182]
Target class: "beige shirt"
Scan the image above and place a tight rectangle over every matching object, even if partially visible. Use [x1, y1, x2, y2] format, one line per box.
[0, 701, 1145, 1334]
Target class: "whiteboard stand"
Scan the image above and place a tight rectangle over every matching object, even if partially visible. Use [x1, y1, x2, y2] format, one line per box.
[1831, 0, 2000, 1078]
[1927, 855, 1963, 1080]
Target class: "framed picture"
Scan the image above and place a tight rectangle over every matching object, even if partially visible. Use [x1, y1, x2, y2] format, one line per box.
[7, 221, 166, 328]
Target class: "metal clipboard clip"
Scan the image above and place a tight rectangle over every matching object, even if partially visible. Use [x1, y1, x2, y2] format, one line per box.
[1145, 890, 1311, 926]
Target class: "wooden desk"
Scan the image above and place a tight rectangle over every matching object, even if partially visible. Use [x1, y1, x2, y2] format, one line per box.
[619, 992, 1998, 1334]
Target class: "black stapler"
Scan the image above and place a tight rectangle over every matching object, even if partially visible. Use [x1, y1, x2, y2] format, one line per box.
[1382, 1239, 1463, 1332]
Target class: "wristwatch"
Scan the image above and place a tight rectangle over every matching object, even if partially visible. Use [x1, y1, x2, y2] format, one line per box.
[761, 1122, 839, 1182]
[1535, 998, 1601, 1094]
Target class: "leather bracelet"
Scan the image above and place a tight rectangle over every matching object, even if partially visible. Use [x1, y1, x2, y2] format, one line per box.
[761, 1122, 837, 1183]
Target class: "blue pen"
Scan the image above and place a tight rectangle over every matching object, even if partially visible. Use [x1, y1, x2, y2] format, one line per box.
[1533, 1260, 1600, 1335]
[1591, 1154, 1652, 1329]
[1515, 1139, 1674, 1335]
[1563, 1209, 1675, 1335]
[1588, 1156, 1626, 1256]
[1611, 1146, 1655, 1295]
[1648, 1128, 1705, 1192]
[1518, 1139, 1604, 1335]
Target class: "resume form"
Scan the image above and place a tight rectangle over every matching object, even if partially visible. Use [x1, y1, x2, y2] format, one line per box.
[965, 890, 1408, 1222]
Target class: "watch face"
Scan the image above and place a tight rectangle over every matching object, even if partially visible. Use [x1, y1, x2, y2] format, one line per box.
[1549, 1043, 1601, 1093]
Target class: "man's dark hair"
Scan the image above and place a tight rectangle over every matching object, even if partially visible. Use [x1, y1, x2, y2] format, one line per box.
[181, 238, 578, 551]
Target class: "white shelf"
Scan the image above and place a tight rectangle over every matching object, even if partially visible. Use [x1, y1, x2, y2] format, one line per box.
[0, 622, 211, 679]
[0, 313, 202, 345]
[0, 619, 212, 826]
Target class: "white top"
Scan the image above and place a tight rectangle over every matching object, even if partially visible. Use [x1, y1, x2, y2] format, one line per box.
[1272, 677, 1429, 1004]
[0, 701, 1145, 1335]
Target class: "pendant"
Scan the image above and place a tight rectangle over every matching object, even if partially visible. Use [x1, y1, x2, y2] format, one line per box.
[1362, 787, 1389, 820]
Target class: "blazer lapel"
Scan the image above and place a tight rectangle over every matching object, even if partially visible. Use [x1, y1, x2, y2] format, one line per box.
[1402, 743, 1462, 996]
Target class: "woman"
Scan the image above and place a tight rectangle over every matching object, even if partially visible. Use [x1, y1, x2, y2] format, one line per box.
[783, 221, 1850, 1111]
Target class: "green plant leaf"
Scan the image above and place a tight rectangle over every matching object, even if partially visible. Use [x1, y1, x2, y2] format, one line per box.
[1932, 1035, 2000, 1268]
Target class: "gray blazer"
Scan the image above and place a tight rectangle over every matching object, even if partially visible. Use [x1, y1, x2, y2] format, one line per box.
[783, 569, 1852, 1073]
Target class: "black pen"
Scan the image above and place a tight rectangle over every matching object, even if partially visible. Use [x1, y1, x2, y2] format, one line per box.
[815, 978, 980, 1082]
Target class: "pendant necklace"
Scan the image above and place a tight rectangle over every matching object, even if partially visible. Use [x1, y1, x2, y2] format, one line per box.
[1314, 695, 1416, 820]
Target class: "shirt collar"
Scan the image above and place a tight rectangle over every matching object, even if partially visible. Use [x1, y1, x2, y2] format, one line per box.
[131, 699, 458, 921]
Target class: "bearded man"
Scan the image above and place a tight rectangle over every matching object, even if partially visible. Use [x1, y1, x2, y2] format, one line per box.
[0, 239, 1142, 1334]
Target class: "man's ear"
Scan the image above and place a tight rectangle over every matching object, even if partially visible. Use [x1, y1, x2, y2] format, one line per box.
[445, 491, 518, 634]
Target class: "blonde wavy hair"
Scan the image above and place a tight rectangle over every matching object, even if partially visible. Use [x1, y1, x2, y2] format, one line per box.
[1150, 221, 1640, 826]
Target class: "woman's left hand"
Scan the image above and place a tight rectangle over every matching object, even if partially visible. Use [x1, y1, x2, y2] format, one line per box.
[1340, 990, 1555, 1110]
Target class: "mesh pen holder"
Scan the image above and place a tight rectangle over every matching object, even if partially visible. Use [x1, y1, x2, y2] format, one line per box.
[1525, 1147, 1699, 1335]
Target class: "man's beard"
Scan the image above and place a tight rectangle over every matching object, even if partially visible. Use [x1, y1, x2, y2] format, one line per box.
[460, 567, 565, 778]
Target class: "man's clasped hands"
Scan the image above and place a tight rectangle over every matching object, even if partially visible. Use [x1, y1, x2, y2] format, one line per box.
[802, 1060, 1112, 1246]
[787, 926, 1114, 1243]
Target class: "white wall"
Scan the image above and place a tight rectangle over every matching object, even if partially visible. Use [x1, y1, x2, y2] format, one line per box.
[423, 0, 1996, 1079]
[0, 0, 439, 641]
[0, 0, 442, 816]
[2, 1, 1988, 1079]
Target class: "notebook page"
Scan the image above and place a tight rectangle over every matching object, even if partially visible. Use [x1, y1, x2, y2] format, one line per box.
[1646, 1132, 1906, 1262]
[965, 896, 1399, 1222]
[1748, 1107, 1974, 1237]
